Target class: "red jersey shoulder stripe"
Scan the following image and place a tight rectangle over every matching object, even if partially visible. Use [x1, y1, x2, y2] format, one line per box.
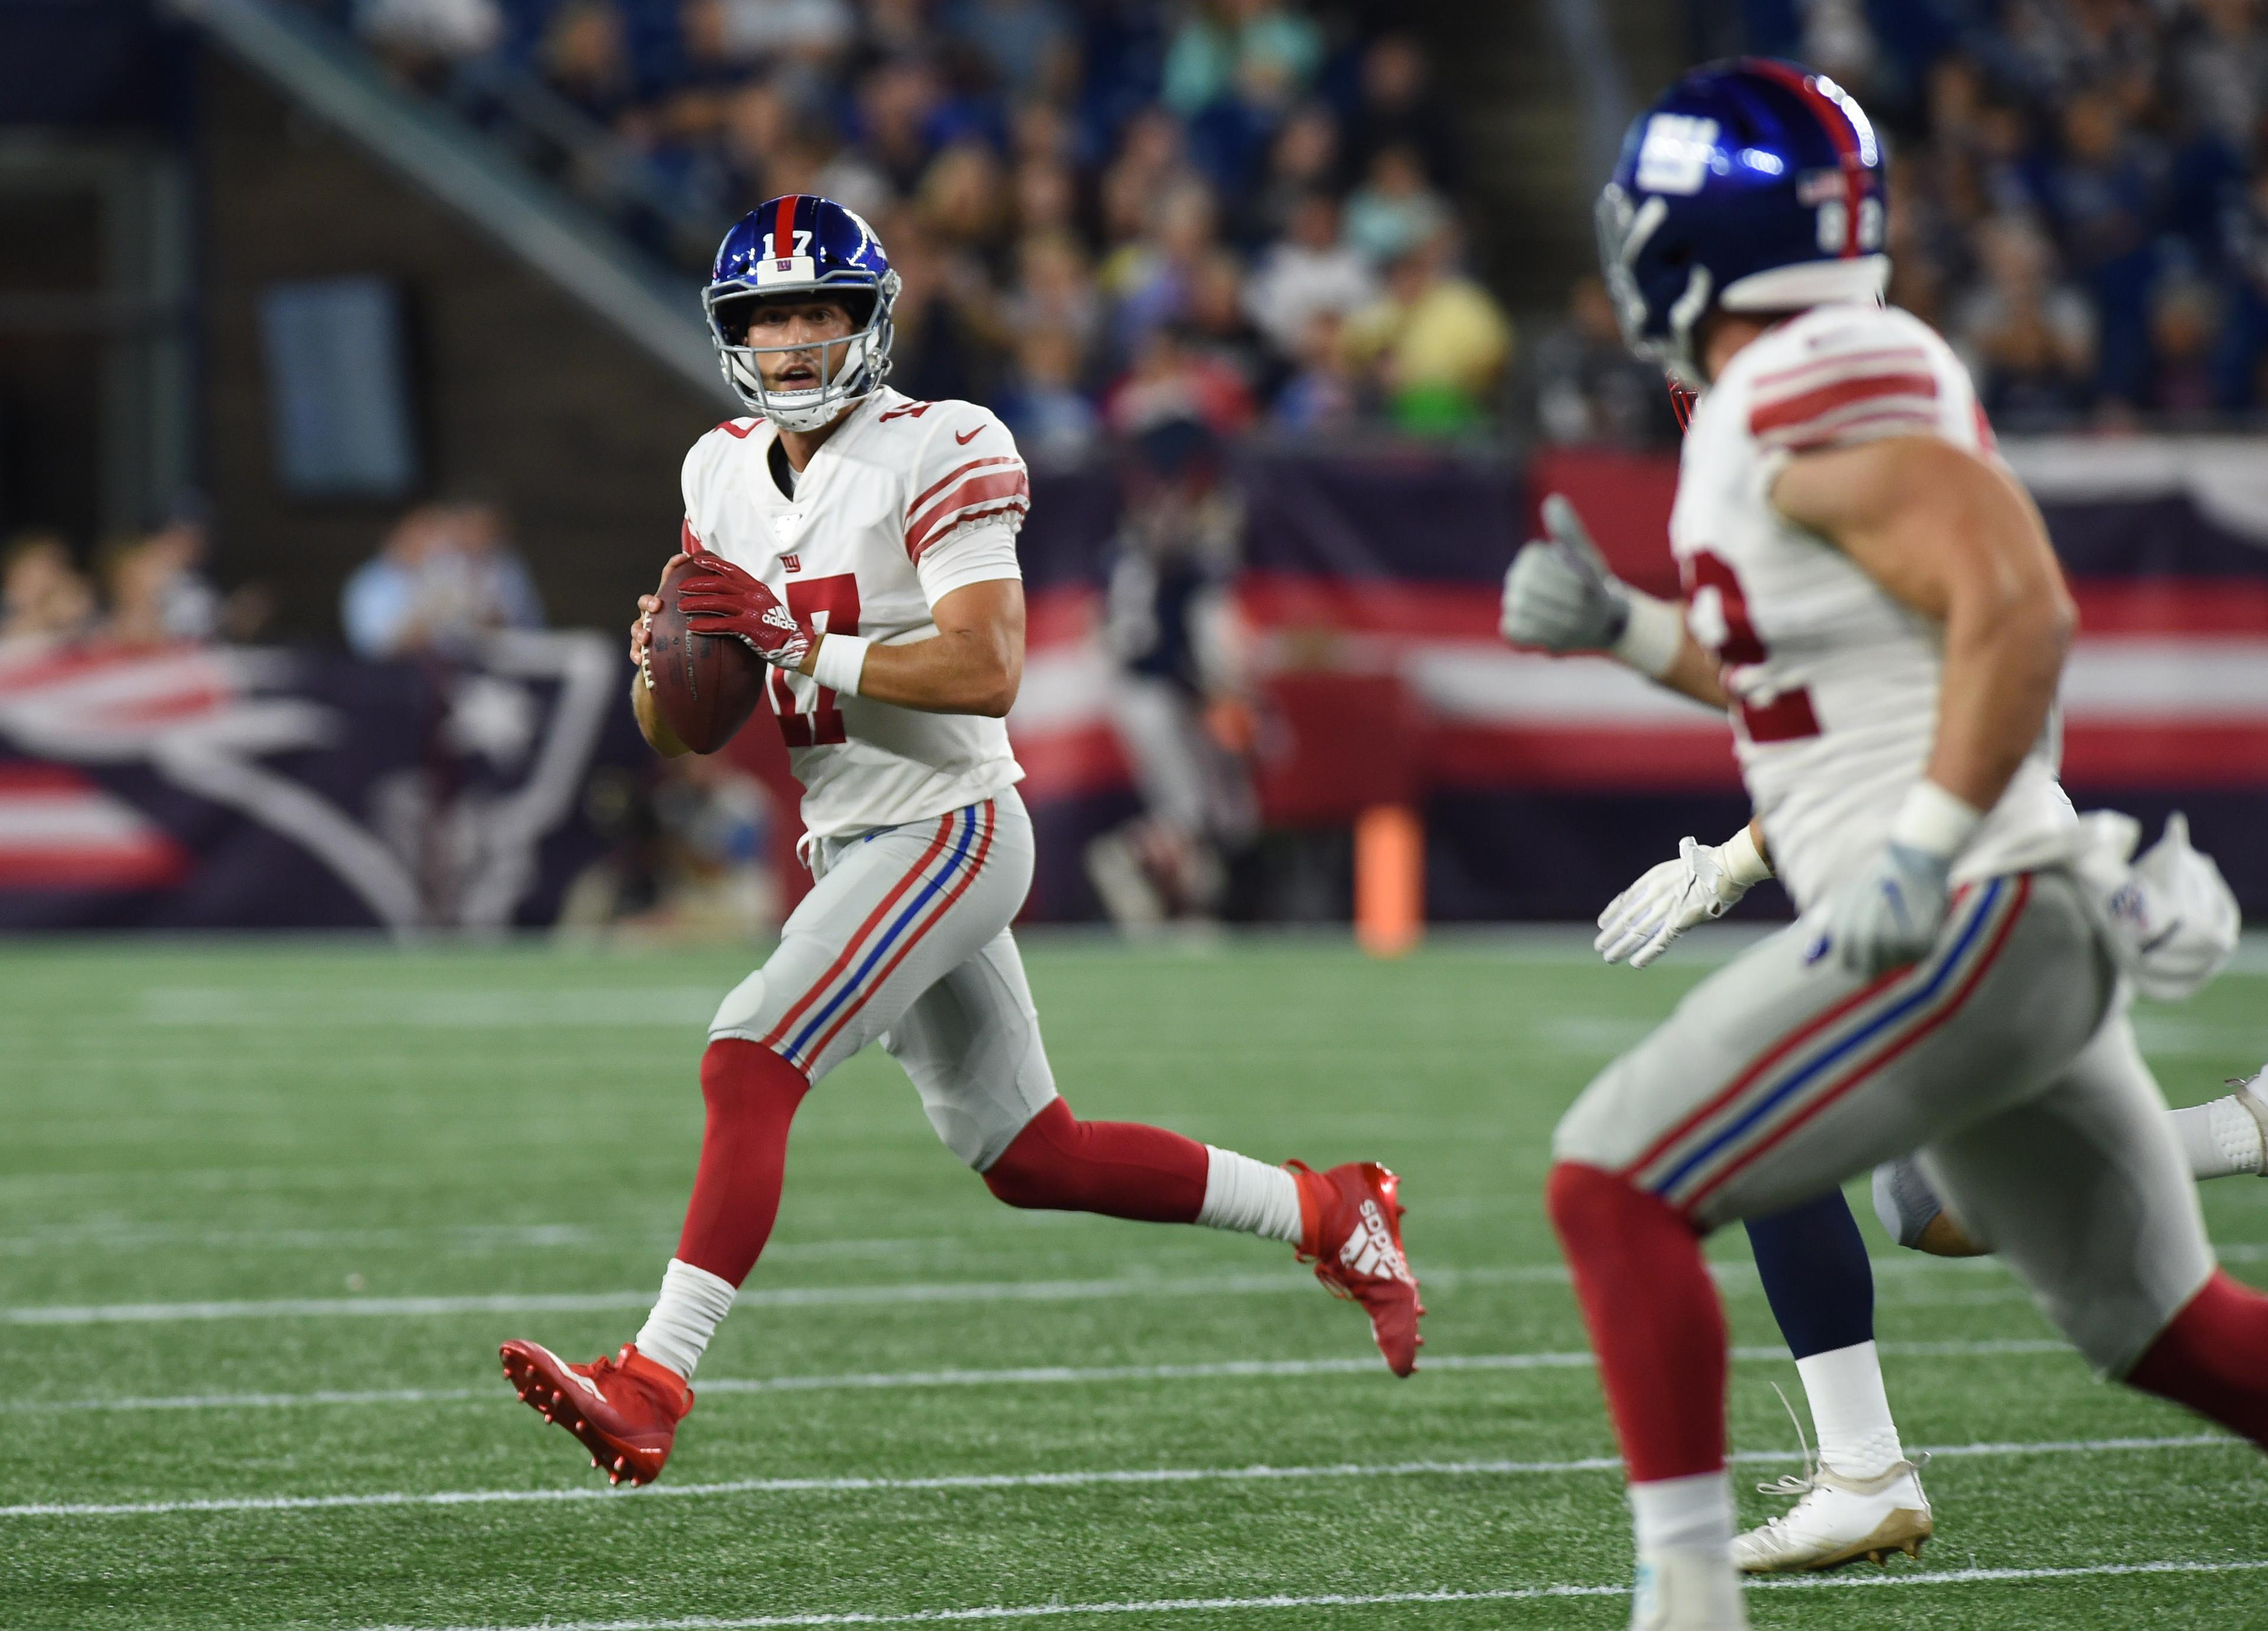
[1750, 371, 1940, 440]
[1752, 344, 1931, 393]
[910, 454, 1019, 517]
[906, 470, 1032, 560]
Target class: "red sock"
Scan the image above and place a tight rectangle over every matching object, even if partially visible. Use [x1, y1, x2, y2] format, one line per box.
[1546, 1161, 1727, 1483]
[673, 1038, 812, 1285]
[2126, 1269, 2268, 1447]
[981, 1098, 1208, 1222]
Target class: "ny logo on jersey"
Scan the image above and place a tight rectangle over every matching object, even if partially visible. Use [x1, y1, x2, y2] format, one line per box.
[781, 554, 801, 574]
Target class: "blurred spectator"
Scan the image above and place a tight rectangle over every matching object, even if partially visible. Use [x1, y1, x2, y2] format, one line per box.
[1003, 230, 1102, 358]
[1184, 249, 1269, 393]
[681, 0, 852, 73]
[1243, 191, 1377, 361]
[1340, 230, 1512, 436]
[996, 325, 1103, 456]
[1527, 275, 1679, 448]
[561, 753, 780, 938]
[1086, 416, 1257, 928]
[1347, 35, 1458, 191]
[954, 0, 1076, 103]
[1106, 324, 1257, 435]
[541, 0, 637, 124]
[1951, 214, 2097, 421]
[1161, 0, 1321, 119]
[2146, 272, 2224, 415]
[356, 0, 502, 80]
[1253, 102, 1342, 239]
[1103, 177, 1221, 355]
[2171, 0, 2268, 162]
[0, 532, 96, 647]
[1341, 144, 1451, 266]
[343, 502, 545, 659]
[1268, 309, 1360, 433]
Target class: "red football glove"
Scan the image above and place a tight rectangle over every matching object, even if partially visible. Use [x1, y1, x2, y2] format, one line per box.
[677, 554, 814, 670]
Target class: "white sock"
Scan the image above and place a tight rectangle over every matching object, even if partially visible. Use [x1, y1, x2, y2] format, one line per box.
[1195, 1148, 1304, 1245]
[1796, 1340, 1906, 1481]
[1628, 1469, 1734, 1554]
[2172, 1094, 2267, 1181]
[633, 1258, 736, 1381]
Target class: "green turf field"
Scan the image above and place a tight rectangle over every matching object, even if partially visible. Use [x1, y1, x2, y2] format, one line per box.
[7, 934, 2267, 1630]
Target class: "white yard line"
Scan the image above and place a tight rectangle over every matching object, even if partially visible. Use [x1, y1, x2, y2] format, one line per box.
[28, 1340, 2075, 1415]
[346, 1560, 2268, 1631]
[2, 1434, 2238, 1521]
[0, 1265, 1582, 1327]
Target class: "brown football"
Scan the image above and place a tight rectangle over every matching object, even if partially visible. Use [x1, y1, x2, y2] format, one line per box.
[643, 555, 767, 754]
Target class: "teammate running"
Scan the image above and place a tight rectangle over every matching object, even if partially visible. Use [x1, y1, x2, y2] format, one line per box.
[1507, 481, 2252, 1573]
[498, 197, 1421, 1486]
[1523, 61, 2268, 1629]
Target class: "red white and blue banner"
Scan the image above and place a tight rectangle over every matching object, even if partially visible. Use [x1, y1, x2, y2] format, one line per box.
[2, 438, 2263, 929]
[0, 633, 641, 930]
[1002, 438, 2268, 920]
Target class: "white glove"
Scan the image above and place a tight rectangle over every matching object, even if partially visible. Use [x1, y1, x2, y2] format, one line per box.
[1814, 782, 1982, 978]
[1597, 827, 1774, 968]
[1817, 841, 1954, 976]
[1501, 494, 1631, 654]
[2072, 810, 2240, 1002]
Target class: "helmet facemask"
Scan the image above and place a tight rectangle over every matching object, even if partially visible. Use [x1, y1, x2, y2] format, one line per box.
[1595, 184, 1713, 390]
[705, 275, 899, 431]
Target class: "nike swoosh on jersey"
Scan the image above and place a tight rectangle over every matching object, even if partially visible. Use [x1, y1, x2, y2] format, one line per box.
[954, 426, 983, 444]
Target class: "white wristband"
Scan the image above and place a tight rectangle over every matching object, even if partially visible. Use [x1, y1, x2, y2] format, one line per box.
[1720, 823, 1774, 886]
[810, 632, 872, 697]
[1890, 779, 1984, 861]
[1612, 591, 1686, 679]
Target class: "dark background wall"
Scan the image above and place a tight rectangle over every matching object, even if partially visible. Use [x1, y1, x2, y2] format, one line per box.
[197, 54, 721, 639]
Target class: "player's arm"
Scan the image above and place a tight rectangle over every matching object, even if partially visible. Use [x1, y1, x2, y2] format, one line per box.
[1773, 437, 2073, 817]
[1775, 436, 2075, 973]
[1499, 494, 1729, 709]
[800, 580, 1024, 718]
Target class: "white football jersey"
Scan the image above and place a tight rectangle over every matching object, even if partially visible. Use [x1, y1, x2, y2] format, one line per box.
[680, 386, 1029, 838]
[1672, 304, 2076, 911]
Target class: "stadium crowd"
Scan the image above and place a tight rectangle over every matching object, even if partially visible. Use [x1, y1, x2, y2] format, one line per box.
[343, 0, 1513, 442]
[335, 0, 2268, 446]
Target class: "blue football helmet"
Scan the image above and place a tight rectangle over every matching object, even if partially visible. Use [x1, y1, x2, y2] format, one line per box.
[705, 194, 900, 430]
[1596, 58, 1889, 385]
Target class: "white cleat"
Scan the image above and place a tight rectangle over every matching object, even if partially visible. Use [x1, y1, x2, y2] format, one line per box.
[1630, 1548, 1749, 1630]
[1733, 1459, 1933, 1573]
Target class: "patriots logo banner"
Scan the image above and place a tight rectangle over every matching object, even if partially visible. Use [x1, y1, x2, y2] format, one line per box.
[0, 632, 645, 931]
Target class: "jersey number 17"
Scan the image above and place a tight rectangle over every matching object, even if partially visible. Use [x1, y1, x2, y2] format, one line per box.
[770, 574, 861, 746]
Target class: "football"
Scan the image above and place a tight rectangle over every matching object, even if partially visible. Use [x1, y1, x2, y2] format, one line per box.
[643, 555, 767, 753]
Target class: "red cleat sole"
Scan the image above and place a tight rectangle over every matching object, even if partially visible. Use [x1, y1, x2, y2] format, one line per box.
[499, 1342, 663, 1486]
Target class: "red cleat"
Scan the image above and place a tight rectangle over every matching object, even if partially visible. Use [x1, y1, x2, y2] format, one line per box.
[498, 1340, 693, 1486]
[1288, 1160, 1425, 1376]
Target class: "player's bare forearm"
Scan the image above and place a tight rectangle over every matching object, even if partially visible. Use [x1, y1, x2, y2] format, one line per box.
[1773, 437, 2073, 812]
[1656, 629, 1732, 709]
[801, 579, 1025, 718]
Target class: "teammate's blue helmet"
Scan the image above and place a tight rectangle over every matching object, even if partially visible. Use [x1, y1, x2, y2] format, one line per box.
[705, 194, 900, 430]
[1596, 58, 1889, 385]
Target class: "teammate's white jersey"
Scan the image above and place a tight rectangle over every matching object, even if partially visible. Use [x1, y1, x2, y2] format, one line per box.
[1671, 304, 2075, 910]
[681, 386, 1029, 838]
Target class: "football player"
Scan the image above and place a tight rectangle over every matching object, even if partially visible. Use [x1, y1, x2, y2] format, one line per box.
[498, 196, 1422, 1486]
[1515, 63, 2268, 1629]
[1508, 483, 2256, 1574]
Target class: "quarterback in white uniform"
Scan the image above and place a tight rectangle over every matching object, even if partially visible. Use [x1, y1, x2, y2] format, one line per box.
[1508, 63, 2268, 1631]
[497, 195, 1422, 1487]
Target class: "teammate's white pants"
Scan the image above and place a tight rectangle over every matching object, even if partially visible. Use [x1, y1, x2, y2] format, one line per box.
[707, 787, 1057, 1170]
[1555, 871, 2215, 1375]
